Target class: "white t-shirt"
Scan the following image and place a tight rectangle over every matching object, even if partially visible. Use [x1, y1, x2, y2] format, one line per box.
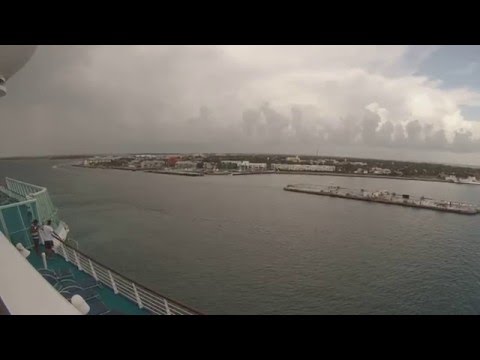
[42, 225, 54, 242]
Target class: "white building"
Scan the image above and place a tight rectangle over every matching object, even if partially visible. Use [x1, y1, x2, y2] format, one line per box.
[286, 156, 301, 163]
[134, 154, 157, 159]
[445, 175, 458, 182]
[247, 163, 267, 170]
[221, 160, 255, 171]
[203, 162, 214, 170]
[84, 156, 117, 166]
[175, 161, 197, 169]
[272, 164, 335, 172]
[371, 167, 391, 175]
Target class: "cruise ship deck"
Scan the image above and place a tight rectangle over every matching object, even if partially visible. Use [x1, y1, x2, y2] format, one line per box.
[0, 177, 201, 315]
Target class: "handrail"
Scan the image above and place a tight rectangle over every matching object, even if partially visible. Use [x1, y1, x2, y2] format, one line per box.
[0, 186, 27, 202]
[55, 240, 203, 315]
[5, 177, 46, 195]
[4, 178, 59, 226]
[0, 197, 36, 210]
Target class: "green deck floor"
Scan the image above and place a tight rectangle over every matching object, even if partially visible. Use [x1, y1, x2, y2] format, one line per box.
[27, 244, 151, 315]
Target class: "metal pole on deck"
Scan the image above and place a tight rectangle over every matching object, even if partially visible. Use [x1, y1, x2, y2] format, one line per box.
[41, 252, 47, 269]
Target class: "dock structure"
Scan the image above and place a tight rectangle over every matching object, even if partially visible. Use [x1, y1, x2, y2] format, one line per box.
[145, 170, 204, 177]
[231, 170, 275, 176]
[284, 184, 479, 215]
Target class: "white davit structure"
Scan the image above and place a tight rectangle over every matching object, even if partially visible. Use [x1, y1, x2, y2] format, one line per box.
[0, 45, 37, 97]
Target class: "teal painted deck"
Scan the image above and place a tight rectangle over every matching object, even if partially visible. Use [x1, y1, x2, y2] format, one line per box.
[27, 244, 151, 315]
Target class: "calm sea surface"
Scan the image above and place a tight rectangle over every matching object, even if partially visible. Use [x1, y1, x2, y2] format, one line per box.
[2, 159, 480, 314]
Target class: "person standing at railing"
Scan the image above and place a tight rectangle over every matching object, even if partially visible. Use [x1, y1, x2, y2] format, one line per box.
[30, 219, 41, 256]
[41, 220, 62, 259]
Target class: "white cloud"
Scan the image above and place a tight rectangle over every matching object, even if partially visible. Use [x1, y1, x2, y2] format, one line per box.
[3, 45, 480, 159]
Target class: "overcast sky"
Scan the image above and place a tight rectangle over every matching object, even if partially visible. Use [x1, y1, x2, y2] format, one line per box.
[2, 45, 480, 164]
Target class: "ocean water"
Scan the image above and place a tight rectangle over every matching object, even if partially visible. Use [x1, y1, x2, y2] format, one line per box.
[2, 159, 480, 314]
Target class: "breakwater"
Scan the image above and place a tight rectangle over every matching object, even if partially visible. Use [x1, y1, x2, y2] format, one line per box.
[284, 184, 479, 215]
[146, 170, 204, 177]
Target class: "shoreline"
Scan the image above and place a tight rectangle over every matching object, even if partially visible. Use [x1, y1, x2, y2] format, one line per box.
[145, 170, 204, 177]
[231, 170, 275, 176]
[274, 171, 449, 183]
[71, 165, 480, 185]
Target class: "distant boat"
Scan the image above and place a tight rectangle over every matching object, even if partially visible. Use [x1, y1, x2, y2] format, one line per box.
[445, 175, 480, 185]
[458, 176, 480, 185]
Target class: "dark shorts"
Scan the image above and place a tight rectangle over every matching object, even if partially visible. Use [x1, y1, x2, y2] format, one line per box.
[45, 241, 54, 250]
[33, 237, 40, 247]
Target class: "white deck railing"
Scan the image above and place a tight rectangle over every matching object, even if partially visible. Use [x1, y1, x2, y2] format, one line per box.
[54, 240, 202, 315]
[5, 177, 59, 225]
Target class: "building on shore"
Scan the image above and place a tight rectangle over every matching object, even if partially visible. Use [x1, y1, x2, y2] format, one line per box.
[286, 156, 301, 163]
[371, 167, 392, 175]
[134, 154, 157, 159]
[166, 156, 180, 167]
[140, 160, 165, 169]
[175, 161, 197, 169]
[83, 156, 119, 166]
[272, 164, 335, 172]
[221, 160, 243, 167]
[247, 163, 267, 171]
[203, 162, 214, 170]
[220, 160, 266, 171]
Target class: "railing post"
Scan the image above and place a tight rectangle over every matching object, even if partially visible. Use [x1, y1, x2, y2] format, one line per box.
[88, 259, 98, 281]
[132, 283, 143, 309]
[73, 250, 82, 271]
[41, 252, 48, 269]
[108, 270, 118, 294]
[61, 243, 69, 262]
[164, 299, 172, 315]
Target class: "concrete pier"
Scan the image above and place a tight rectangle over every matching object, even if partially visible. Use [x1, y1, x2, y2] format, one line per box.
[146, 170, 204, 177]
[284, 184, 479, 215]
